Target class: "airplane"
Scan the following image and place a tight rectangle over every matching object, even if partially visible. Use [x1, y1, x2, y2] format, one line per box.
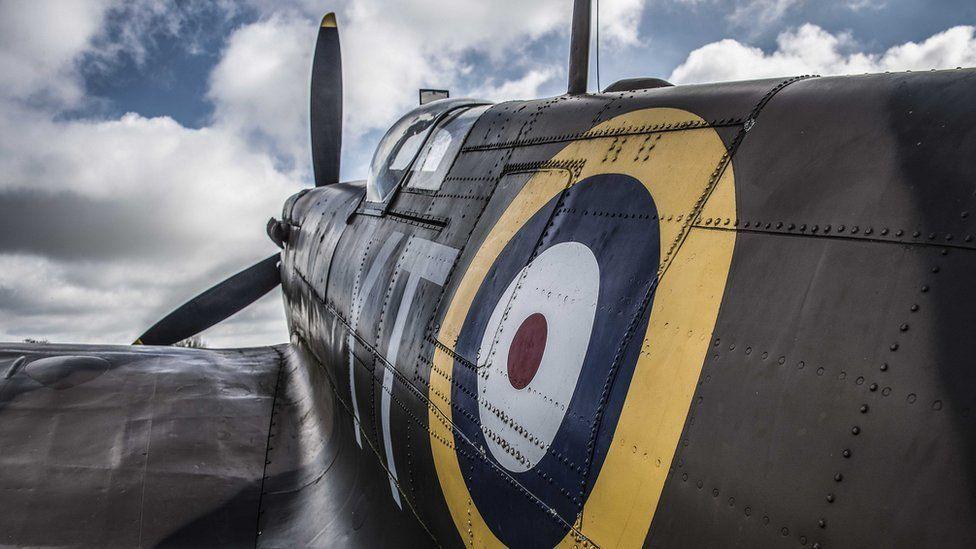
[1, 0, 975, 546]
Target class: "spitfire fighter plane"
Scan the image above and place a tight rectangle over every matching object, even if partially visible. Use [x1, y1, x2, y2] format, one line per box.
[3, 1, 976, 546]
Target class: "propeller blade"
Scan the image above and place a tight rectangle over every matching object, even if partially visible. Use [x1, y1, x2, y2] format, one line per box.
[310, 12, 342, 187]
[134, 254, 282, 346]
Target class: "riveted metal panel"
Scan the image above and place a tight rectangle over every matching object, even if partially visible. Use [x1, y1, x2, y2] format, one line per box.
[650, 226, 976, 547]
[0, 344, 283, 547]
[729, 70, 976, 250]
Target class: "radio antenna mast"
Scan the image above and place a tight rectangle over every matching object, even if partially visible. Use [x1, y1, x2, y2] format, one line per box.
[567, 0, 591, 95]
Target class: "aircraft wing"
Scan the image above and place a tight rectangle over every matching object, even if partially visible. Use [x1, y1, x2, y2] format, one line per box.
[0, 342, 426, 547]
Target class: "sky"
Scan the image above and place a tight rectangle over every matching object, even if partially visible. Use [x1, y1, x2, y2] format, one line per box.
[0, 0, 974, 348]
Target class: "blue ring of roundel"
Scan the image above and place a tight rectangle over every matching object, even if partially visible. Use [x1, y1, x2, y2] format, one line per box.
[450, 173, 661, 547]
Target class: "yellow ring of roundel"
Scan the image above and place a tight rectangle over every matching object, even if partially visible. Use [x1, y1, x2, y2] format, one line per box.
[427, 107, 737, 547]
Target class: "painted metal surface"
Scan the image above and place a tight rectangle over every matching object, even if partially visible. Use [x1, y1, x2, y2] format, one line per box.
[280, 69, 976, 547]
[2, 68, 976, 547]
[0, 344, 282, 546]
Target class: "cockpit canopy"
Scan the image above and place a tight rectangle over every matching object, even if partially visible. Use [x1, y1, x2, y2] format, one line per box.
[365, 98, 491, 203]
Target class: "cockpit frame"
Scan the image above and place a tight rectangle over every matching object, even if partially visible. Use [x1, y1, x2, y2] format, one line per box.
[358, 98, 491, 217]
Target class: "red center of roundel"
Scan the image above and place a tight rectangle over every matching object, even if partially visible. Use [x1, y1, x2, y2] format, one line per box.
[507, 313, 548, 390]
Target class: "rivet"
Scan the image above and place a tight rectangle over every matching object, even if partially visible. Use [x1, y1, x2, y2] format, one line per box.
[860, 404, 869, 413]
[881, 227, 889, 235]
[813, 543, 822, 549]
[900, 323, 909, 331]
[800, 224, 807, 231]
[788, 223, 795, 230]
[921, 285, 929, 293]
[865, 227, 873, 235]
[880, 362, 889, 371]
[801, 535, 808, 545]
[712, 488, 719, 497]
[834, 472, 843, 482]
[838, 225, 846, 232]
[932, 399, 943, 410]
[781, 527, 790, 537]
[851, 226, 859, 234]
[896, 229, 904, 237]
[697, 480, 703, 489]
[818, 518, 827, 528]
[946, 234, 954, 241]
[967, 235, 974, 242]
[812, 225, 819, 233]
[913, 231, 921, 238]
[869, 383, 878, 391]
[826, 493, 835, 503]
[882, 387, 892, 396]
[910, 304, 919, 312]
[907, 393, 917, 404]
[776, 222, 783, 229]
[824, 224, 832, 233]
[941, 248, 949, 256]
[843, 448, 853, 457]
[928, 232, 937, 240]
[889, 343, 899, 351]
[851, 426, 861, 435]
[745, 506, 752, 516]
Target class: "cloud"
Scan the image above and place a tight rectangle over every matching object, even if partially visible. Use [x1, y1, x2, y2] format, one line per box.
[661, 0, 804, 31]
[205, 0, 652, 178]
[728, 0, 804, 29]
[0, 0, 112, 105]
[670, 24, 976, 84]
[0, 2, 301, 347]
[0, 105, 298, 346]
[208, 13, 314, 174]
[845, 0, 886, 11]
[599, 0, 648, 48]
[0, 0, 239, 107]
[232, 0, 647, 134]
[86, 0, 242, 68]
[471, 69, 560, 103]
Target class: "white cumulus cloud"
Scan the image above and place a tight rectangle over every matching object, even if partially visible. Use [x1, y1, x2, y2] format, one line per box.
[0, 0, 112, 105]
[670, 24, 976, 84]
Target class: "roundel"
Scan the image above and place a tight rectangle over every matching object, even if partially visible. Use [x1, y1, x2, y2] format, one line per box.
[429, 107, 738, 547]
[477, 240, 599, 472]
[449, 173, 660, 546]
